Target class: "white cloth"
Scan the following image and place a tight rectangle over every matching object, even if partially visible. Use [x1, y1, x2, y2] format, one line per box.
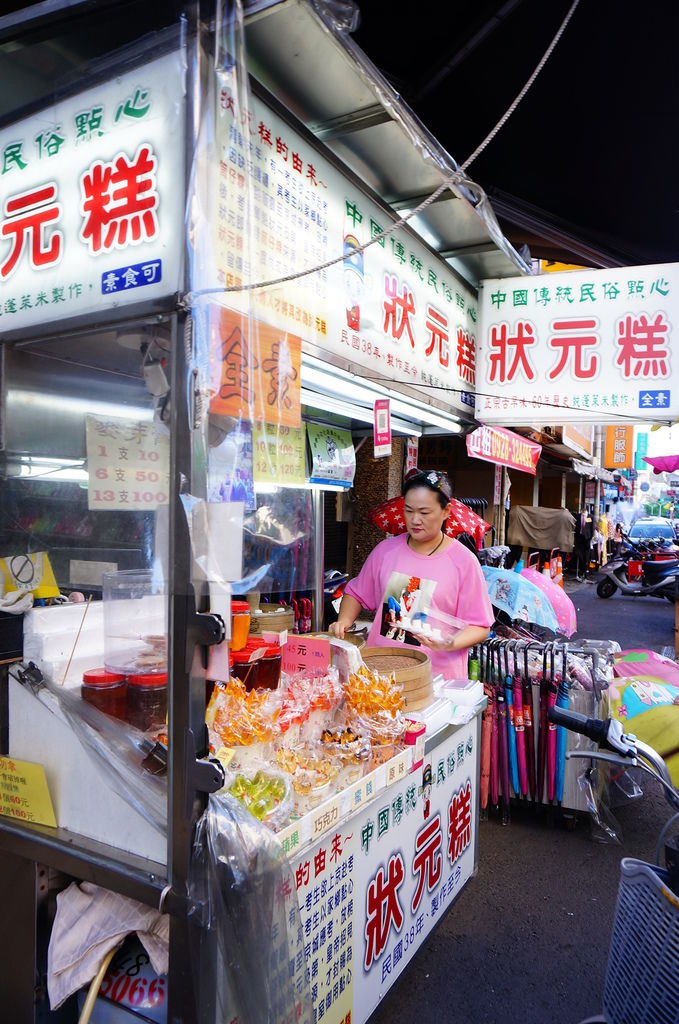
[0, 590, 33, 614]
[47, 881, 169, 1010]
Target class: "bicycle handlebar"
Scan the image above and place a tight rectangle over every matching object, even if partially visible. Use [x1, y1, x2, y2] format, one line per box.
[548, 705, 610, 745]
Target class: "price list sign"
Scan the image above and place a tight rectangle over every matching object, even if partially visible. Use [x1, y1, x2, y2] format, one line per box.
[86, 415, 170, 511]
[0, 755, 56, 827]
[253, 423, 306, 487]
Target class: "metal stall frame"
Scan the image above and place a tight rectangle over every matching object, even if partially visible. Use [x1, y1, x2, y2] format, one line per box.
[0, 4, 226, 1021]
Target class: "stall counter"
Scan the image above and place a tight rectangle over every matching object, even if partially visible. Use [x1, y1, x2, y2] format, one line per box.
[287, 711, 483, 1024]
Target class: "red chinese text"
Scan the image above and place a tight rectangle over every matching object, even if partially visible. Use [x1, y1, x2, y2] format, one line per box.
[424, 305, 449, 368]
[615, 312, 670, 378]
[456, 328, 476, 386]
[488, 321, 537, 383]
[447, 781, 472, 865]
[383, 275, 416, 349]
[1, 182, 62, 279]
[411, 813, 442, 913]
[364, 852, 405, 970]
[547, 317, 599, 380]
[80, 143, 159, 255]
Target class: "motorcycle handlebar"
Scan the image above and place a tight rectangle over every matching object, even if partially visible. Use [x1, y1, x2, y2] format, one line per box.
[548, 705, 610, 745]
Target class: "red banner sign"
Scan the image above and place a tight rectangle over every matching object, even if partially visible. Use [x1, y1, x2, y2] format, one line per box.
[467, 425, 541, 476]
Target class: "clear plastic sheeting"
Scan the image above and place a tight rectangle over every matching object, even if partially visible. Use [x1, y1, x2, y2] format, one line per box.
[578, 764, 622, 845]
[10, 663, 167, 834]
[191, 792, 312, 1024]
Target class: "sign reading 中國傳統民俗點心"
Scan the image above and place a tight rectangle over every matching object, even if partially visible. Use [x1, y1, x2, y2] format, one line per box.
[86, 415, 170, 511]
[287, 725, 478, 1024]
[0, 51, 185, 332]
[211, 80, 478, 414]
[476, 264, 679, 424]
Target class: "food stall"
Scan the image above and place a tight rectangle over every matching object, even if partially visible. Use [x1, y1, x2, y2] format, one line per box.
[0, 1, 529, 1021]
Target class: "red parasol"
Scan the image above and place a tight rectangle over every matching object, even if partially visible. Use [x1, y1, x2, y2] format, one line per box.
[367, 494, 492, 548]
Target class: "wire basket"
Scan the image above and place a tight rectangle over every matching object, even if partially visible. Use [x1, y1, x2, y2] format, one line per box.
[603, 858, 679, 1024]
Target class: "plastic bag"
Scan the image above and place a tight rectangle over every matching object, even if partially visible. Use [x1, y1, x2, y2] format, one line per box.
[223, 765, 294, 832]
[190, 792, 312, 1024]
[578, 765, 622, 845]
[274, 742, 342, 815]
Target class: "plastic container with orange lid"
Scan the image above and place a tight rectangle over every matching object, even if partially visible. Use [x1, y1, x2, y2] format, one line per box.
[127, 672, 168, 732]
[230, 600, 251, 651]
[231, 640, 282, 691]
[81, 669, 127, 722]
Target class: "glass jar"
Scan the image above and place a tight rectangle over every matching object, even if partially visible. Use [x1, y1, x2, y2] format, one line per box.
[231, 642, 282, 692]
[230, 600, 251, 652]
[127, 672, 168, 732]
[81, 669, 127, 722]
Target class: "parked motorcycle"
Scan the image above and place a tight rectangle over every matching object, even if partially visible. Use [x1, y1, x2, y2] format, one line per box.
[597, 544, 679, 600]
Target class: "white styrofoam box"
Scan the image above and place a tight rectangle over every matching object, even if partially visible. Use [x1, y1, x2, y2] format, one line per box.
[9, 677, 167, 864]
[23, 601, 104, 638]
[33, 654, 105, 691]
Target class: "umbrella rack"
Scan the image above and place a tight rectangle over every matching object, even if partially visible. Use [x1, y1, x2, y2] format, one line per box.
[478, 637, 609, 821]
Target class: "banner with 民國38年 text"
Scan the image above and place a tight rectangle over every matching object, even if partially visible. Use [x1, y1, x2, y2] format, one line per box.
[0, 50, 185, 333]
[287, 725, 478, 1024]
[476, 263, 679, 424]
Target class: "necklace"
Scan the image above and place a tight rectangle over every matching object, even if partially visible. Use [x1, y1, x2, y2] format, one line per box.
[408, 532, 445, 557]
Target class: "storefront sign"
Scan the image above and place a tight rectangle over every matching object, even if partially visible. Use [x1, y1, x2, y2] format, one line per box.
[0, 755, 56, 827]
[466, 425, 540, 475]
[0, 51, 185, 332]
[281, 635, 330, 674]
[252, 423, 306, 487]
[288, 725, 477, 1024]
[493, 464, 502, 505]
[635, 431, 649, 471]
[211, 83, 477, 414]
[307, 424, 355, 488]
[373, 399, 391, 458]
[604, 425, 634, 469]
[476, 263, 679, 423]
[209, 306, 302, 428]
[85, 415, 169, 511]
[562, 423, 593, 458]
[405, 437, 419, 475]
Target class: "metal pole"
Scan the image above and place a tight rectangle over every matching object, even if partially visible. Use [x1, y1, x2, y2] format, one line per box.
[312, 488, 325, 631]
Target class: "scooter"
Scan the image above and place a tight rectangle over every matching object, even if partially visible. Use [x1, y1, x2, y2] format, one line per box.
[596, 549, 679, 600]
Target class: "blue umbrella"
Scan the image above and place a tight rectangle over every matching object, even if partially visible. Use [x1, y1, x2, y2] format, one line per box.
[481, 566, 560, 633]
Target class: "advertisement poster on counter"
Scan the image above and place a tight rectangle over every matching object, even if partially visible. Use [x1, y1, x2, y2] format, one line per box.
[289, 725, 478, 1024]
[85, 415, 170, 511]
[476, 263, 679, 424]
[212, 83, 478, 414]
[0, 51, 185, 333]
[373, 399, 391, 458]
[307, 424, 356, 489]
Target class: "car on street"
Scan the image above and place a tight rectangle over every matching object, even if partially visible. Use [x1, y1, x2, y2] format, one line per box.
[627, 516, 676, 543]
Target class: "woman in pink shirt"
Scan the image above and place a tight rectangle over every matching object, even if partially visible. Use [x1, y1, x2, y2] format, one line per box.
[330, 470, 493, 680]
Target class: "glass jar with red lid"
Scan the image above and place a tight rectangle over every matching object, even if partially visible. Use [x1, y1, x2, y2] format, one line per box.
[127, 672, 168, 732]
[231, 640, 282, 691]
[230, 600, 251, 652]
[81, 669, 127, 722]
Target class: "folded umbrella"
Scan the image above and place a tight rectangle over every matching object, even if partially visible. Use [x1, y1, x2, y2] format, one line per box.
[480, 689, 492, 812]
[497, 687, 511, 825]
[512, 662, 528, 797]
[491, 686, 499, 807]
[546, 681, 558, 802]
[504, 673, 520, 797]
[521, 643, 536, 800]
[555, 668, 570, 803]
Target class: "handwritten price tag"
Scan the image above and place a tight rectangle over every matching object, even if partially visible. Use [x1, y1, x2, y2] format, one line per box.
[0, 755, 56, 827]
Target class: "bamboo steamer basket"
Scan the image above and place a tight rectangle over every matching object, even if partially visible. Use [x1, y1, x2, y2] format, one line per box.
[249, 604, 295, 635]
[361, 646, 434, 711]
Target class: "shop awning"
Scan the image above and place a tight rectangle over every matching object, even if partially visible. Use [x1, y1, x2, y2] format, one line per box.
[244, 2, 529, 288]
[466, 425, 541, 475]
[571, 459, 616, 484]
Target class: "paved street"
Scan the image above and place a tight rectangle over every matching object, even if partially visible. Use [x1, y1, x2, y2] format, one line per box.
[370, 576, 674, 1024]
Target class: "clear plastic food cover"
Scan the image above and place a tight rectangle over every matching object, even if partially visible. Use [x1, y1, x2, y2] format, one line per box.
[190, 792, 312, 1024]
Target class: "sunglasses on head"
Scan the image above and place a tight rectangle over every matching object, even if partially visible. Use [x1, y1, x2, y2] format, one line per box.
[405, 468, 452, 499]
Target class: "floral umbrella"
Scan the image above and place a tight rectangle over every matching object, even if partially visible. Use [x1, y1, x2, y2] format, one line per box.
[481, 566, 560, 632]
[367, 495, 491, 548]
[521, 567, 577, 636]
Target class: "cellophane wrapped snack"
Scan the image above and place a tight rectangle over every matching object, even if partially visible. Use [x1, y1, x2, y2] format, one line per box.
[207, 678, 281, 762]
[345, 664, 406, 766]
[223, 765, 293, 832]
[319, 720, 372, 784]
[274, 742, 342, 815]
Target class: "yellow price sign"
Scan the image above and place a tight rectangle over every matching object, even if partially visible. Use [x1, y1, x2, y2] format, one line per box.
[0, 755, 56, 827]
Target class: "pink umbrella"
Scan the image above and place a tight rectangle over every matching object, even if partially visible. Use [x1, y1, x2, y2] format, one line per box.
[643, 454, 679, 475]
[521, 567, 577, 637]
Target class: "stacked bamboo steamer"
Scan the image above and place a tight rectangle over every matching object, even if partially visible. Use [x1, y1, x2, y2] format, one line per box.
[361, 647, 434, 710]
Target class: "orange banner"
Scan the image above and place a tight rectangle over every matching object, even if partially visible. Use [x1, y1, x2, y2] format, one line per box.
[604, 425, 633, 469]
[209, 306, 301, 427]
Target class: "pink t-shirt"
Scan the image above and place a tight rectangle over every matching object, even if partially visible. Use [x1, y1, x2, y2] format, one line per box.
[345, 534, 494, 680]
